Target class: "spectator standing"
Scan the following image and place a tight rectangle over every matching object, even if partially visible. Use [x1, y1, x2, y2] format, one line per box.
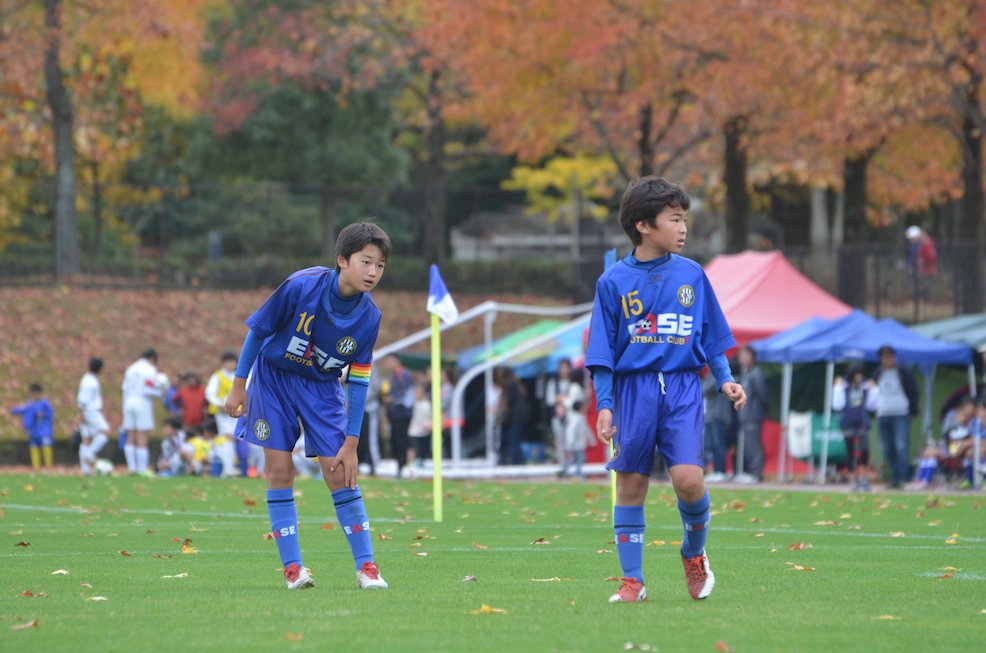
[544, 358, 585, 462]
[905, 225, 938, 296]
[157, 416, 190, 477]
[702, 371, 733, 483]
[10, 383, 54, 472]
[734, 346, 768, 483]
[494, 366, 528, 465]
[77, 357, 111, 475]
[381, 354, 415, 478]
[408, 382, 432, 471]
[558, 399, 596, 479]
[873, 345, 919, 489]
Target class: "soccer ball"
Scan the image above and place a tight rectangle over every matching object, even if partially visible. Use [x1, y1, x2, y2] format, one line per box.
[94, 459, 114, 476]
[154, 372, 170, 392]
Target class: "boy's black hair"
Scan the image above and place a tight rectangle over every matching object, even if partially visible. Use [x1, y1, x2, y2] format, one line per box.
[142, 348, 158, 362]
[202, 419, 218, 435]
[221, 351, 238, 363]
[335, 222, 392, 270]
[29, 382, 42, 393]
[164, 416, 183, 430]
[618, 176, 691, 245]
[878, 345, 896, 357]
[89, 357, 103, 373]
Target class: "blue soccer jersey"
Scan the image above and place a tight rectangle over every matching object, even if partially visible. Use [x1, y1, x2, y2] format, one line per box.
[585, 253, 735, 374]
[246, 267, 380, 384]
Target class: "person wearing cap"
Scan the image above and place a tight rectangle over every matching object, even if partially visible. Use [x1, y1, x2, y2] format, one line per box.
[905, 225, 937, 299]
[872, 345, 919, 489]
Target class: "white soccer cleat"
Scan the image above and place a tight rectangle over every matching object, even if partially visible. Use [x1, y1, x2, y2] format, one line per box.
[682, 552, 715, 600]
[284, 563, 314, 590]
[356, 562, 388, 589]
[608, 577, 647, 603]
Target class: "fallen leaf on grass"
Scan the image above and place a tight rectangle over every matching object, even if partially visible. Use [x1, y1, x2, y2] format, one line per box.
[604, 576, 621, 582]
[161, 573, 188, 579]
[145, 529, 155, 535]
[839, 513, 853, 519]
[469, 604, 509, 615]
[949, 532, 961, 538]
[472, 541, 488, 550]
[15, 541, 30, 547]
[814, 521, 841, 526]
[262, 533, 274, 540]
[79, 583, 92, 588]
[980, 609, 986, 615]
[531, 577, 572, 582]
[19, 589, 47, 598]
[623, 643, 656, 651]
[787, 542, 814, 550]
[118, 551, 132, 557]
[319, 523, 334, 531]
[888, 531, 905, 538]
[412, 552, 429, 557]
[939, 573, 955, 579]
[530, 537, 550, 545]
[715, 640, 734, 653]
[286, 632, 303, 641]
[378, 534, 392, 541]
[181, 544, 198, 554]
[11, 619, 39, 631]
[81, 533, 94, 538]
[409, 542, 422, 548]
[874, 615, 899, 620]
[595, 549, 612, 554]
[188, 524, 208, 532]
[461, 576, 477, 582]
[244, 499, 257, 507]
[50, 569, 69, 575]
[86, 596, 109, 602]
[645, 540, 666, 546]
[152, 553, 173, 559]
[785, 562, 815, 571]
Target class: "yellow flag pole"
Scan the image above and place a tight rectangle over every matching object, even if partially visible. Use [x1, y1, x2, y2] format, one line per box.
[610, 441, 616, 509]
[430, 312, 444, 522]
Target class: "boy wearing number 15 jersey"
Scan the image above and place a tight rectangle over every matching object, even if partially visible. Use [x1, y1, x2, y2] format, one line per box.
[586, 177, 747, 603]
[228, 222, 390, 591]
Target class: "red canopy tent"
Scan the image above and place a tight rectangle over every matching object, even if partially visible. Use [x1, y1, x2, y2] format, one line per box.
[704, 250, 852, 347]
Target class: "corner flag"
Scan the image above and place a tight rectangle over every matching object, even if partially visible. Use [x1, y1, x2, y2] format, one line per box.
[426, 264, 456, 522]
[426, 264, 459, 324]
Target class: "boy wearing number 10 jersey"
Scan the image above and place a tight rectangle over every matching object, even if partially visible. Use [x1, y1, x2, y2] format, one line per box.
[586, 177, 747, 603]
[226, 222, 391, 591]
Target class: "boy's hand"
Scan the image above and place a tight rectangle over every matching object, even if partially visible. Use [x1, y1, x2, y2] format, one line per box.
[596, 408, 617, 443]
[225, 378, 248, 418]
[327, 436, 359, 489]
[721, 382, 747, 410]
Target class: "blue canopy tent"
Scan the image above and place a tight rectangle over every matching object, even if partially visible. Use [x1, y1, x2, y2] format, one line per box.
[750, 310, 976, 484]
[912, 313, 986, 353]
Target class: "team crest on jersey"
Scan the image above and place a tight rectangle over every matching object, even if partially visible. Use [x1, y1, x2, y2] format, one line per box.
[254, 419, 271, 441]
[677, 285, 695, 308]
[336, 336, 357, 356]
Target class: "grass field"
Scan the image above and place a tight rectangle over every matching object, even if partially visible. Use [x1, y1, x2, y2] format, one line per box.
[1, 474, 983, 653]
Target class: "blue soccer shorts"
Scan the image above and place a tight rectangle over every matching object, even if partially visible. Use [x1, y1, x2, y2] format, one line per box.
[606, 370, 704, 474]
[29, 434, 54, 448]
[236, 356, 347, 458]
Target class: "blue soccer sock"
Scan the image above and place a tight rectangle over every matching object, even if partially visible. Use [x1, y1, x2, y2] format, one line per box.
[333, 486, 374, 569]
[613, 505, 646, 583]
[917, 457, 937, 483]
[267, 487, 302, 568]
[679, 491, 711, 559]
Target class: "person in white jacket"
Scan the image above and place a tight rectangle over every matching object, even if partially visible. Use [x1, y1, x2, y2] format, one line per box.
[77, 357, 110, 475]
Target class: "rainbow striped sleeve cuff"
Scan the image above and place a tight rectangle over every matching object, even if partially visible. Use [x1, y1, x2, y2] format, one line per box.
[348, 362, 371, 386]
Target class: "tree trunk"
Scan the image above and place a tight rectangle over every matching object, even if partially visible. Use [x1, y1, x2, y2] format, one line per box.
[90, 160, 103, 258]
[842, 152, 871, 245]
[320, 189, 336, 260]
[637, 102, 654, 177]
[723, 116, 749, 253]
[421, 69, 448, 266]
[838, 152, 872, 308]
[44, 0, 79, 278]
[959, 73, 985, 313]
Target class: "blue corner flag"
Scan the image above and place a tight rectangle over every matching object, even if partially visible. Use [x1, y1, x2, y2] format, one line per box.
[426, 264, 459, 324]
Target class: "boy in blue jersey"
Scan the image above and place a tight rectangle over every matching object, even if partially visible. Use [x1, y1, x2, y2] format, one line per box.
[225, 222, 391, 591]
[586, 177, 747, 603]
[10, 383, 55, 472]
